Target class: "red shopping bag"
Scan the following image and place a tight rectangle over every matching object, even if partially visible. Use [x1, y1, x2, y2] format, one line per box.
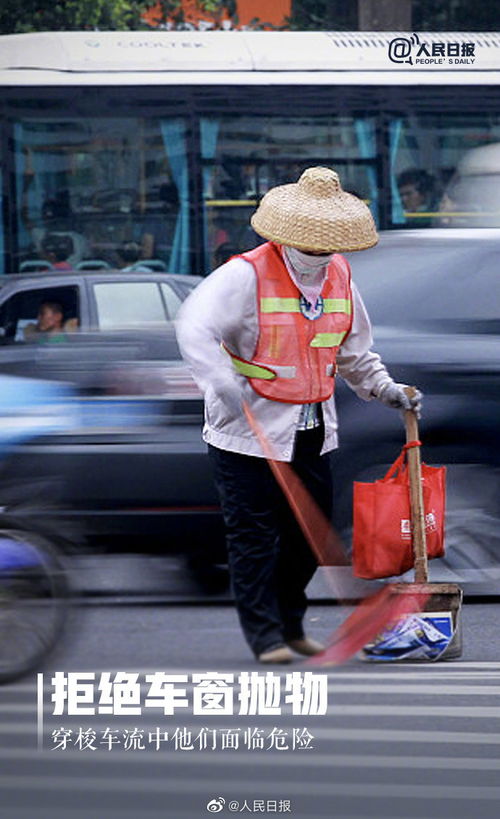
[352, 447, 446, 580]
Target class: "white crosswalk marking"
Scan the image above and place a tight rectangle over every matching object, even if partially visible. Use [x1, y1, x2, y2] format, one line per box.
[3, 664, 500, 819]
[1, 747, 500, 772]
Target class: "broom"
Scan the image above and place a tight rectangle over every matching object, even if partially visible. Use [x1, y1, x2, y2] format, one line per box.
[376, 387, 464, 661]
[243, 401, 431, 665]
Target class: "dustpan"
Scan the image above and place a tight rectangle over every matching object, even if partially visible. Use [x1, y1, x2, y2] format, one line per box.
[359, 388, 463, 662]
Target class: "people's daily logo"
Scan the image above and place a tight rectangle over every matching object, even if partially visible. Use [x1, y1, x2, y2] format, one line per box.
[388, 33, 476, 66]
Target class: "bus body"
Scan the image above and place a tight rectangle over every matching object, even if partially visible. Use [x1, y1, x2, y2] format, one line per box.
[0, 30, 499, 275]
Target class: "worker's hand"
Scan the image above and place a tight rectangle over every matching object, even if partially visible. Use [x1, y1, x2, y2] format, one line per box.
[211, 371, 244, 420]
[376, 382, 423, 418]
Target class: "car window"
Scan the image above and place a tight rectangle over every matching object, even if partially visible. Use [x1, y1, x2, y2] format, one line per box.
[160, 283, 182, 320]
[93, 281, 167, 330]
[0, 285, 79, 343]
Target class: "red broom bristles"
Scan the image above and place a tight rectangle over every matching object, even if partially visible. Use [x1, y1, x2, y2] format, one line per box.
[243, 402, 429, 664]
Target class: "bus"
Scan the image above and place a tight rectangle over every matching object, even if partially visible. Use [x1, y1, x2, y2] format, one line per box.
[0, 30, 499, 276]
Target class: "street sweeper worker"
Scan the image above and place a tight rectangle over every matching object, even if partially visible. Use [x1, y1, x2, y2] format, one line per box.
[176, 166, 422, 664]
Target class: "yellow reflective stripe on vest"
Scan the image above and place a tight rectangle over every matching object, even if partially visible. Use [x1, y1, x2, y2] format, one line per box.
[229, 355, 277, 380]
[323, 298, 352, 315]
[310, 332, 346, 348]
[221, 341, 277, 380]
[260, 297, 300, 313]
[261, 297, 351, 315]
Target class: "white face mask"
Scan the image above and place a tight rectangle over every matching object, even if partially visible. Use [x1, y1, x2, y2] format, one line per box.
[284, 246, 333, 277]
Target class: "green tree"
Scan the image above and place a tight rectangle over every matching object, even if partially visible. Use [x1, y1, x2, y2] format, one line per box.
[1, 0, 497, 35]
[0, 0, 151, 34]
[413, 0, 499, 31]
[288, 1, 356, 31]
[288, 0, 499, 31]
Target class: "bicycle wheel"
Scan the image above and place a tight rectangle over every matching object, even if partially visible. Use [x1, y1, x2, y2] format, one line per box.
[0, 528, 69, 683]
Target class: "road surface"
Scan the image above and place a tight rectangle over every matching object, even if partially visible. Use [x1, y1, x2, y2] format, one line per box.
[1, 602, 500, 819]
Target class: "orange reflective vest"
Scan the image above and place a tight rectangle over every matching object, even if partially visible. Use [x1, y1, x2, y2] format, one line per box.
[225, 242, 353, 404]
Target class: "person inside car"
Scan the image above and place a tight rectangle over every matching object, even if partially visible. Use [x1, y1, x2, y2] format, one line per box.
[24, 301, 67, 342]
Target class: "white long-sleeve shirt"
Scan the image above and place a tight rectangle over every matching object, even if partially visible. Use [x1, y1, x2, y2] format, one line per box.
[176, 253, 393, 462]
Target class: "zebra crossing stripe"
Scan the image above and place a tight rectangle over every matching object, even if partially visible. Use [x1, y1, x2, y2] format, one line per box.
[2, 775, 500, 801]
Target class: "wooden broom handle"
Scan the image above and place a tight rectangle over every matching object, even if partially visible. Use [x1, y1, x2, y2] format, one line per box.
[404, 386, 429, 584]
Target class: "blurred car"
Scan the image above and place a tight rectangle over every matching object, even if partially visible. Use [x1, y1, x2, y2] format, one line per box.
[334, 227, 500, 591]
[0, 232, 499, 595]
[0, 270, 203, 397]
[0, 271, 221, 563]
[0, 270, 201, 346]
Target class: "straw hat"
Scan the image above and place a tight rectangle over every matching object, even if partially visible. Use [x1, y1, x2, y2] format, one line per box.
[251, 167, 378, 252]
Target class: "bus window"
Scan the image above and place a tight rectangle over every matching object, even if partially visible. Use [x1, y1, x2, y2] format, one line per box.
[438, 142, 500, 228]
[1, 31, 500, 276]
[389, 113, 500, 228]
[13, 117, 190, 275]
[201, 114, 378, 272]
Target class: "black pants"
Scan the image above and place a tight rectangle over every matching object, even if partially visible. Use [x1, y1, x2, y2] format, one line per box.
[208, 424, 333, 657]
